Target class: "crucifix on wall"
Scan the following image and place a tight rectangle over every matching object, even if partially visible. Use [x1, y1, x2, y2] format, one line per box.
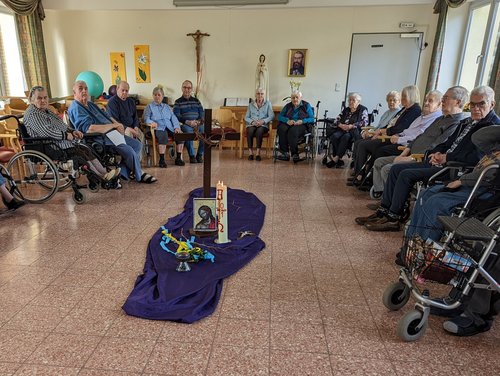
[187, 29, 210, 96]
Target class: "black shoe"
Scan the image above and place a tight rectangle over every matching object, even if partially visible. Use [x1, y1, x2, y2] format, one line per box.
[175, 158, 185, 166]
[394, 256, 405, 267]
[430, 298, 464, 318]
[443, 314, 491, 336]
[196, 154, 203, 163]
[189, 156, 197, 164]
[321, 156, 328, 165]
[292, 154, 300, 163]
[256, 155, 262, 162]
[3, 197, 26, 211]
[248, 154, 254, 161]
[276, 153, 290, 161]
[335, 160, 345, 168]
[326, 160, 336, 168]
[159, 159, 167, 168]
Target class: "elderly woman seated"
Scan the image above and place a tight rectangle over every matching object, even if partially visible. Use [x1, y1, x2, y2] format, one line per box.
[244, 88, 274, 161]
[24, 86, 120, 182]
[276, 91, 315, 163]
[143, 85, 184, 168]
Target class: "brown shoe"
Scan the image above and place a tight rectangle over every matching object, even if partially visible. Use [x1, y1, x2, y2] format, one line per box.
[355, 212, 382, 225]
[364, 216, 400, 231]
[366, 203, 380, 211]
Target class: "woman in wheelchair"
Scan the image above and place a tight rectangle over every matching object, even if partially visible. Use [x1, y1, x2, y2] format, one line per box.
[325, 92, 368, 168]
[24, 86, 121, 182]
[276, 91, 315, 163]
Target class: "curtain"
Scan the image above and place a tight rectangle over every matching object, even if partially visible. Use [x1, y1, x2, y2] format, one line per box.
[15, 11, 51, 96]
[0, 0, 45, 19]
[426, 0, 449, 92]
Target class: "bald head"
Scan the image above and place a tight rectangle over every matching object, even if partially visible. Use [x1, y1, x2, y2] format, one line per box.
[117, 81, 130, 101]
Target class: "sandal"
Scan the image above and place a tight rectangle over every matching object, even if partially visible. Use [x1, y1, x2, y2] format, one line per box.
[140, 173, 157, 184]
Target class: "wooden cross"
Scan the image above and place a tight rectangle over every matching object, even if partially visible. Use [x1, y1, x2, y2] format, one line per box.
[187, 30, 210, 74]
[174, 109, 240, 198]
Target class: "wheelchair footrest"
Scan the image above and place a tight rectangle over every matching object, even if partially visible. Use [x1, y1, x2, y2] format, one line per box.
[438, 216, 495, 241]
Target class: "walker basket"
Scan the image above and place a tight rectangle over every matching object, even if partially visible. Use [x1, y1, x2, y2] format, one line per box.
[401, 235, 474, 284]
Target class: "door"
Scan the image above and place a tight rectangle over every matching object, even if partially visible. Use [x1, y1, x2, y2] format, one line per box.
[345, 33, 423, 116]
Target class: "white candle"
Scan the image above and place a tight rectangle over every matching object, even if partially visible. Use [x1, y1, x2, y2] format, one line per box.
[215, 180, 230, 244]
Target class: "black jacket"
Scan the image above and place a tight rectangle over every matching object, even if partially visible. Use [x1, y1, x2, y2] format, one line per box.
[430, 110, 500, 166]
[386, 103, 421, 136]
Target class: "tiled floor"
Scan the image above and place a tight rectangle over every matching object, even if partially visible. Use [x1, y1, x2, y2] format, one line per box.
[0, 151, 498, 376]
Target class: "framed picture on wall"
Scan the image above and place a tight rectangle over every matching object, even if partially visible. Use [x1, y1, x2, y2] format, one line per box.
[288, 49, 307, 77]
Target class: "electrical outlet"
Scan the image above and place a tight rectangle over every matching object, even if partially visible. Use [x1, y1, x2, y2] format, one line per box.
[400, 22, 415, 29]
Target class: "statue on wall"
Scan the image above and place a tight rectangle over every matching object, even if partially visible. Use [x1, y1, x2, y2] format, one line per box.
[255, 54, 269, 101]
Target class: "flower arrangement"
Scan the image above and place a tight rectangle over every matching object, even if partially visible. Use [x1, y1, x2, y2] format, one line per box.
[282, 80, 302, 102]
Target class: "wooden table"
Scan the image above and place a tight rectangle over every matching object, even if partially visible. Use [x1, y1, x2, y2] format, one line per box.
[220, 105, 282, 158]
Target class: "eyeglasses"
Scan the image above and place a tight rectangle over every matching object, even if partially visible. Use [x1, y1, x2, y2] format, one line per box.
[182, 86, 192, 89]
[469, 101, 488, 109]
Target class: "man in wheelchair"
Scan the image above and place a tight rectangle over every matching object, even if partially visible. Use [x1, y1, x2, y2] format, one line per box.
[357, 86, 500, 231]
[276, 91, 315, 163]
[24, 86, 120, 183]
[69, 81, 157, 184]
[403, 125, 500, 336]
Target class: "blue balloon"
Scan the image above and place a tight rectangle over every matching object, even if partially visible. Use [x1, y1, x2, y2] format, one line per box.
[76, 71, 104, 98]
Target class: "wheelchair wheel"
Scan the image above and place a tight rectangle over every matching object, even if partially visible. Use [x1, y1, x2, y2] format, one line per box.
[6, 150, 59, 203]
[397, 309, 428, 342]
[382, 281, 410, 311]
[73, 190, 87, 204]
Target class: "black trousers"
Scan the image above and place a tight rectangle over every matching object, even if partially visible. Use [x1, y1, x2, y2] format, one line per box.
[277, 122, 307, 156]
[246, 126, 269, 148]
[329, 129, 359, 159]
[354, 139, 401, 175]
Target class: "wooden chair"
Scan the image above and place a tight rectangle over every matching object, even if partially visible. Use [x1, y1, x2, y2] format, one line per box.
[0, 116, 22, 152]
[212, 108, 238, 151]
[142, 123, 175, 167]
[238, 118, 274, 158]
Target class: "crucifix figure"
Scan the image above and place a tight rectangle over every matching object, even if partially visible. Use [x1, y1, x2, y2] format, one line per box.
[187, 30, 210, 73]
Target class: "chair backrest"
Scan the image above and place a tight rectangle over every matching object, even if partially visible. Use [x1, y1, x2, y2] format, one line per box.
[213, 108, 236, 129]
[9, 98, 28, 110]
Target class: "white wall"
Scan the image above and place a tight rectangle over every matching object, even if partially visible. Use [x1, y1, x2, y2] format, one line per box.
[42, 5, 444, 113]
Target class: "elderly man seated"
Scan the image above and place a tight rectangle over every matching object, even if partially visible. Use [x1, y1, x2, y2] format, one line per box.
[68, 80, 156, 184]
[106, 81, 145, 159]
[356, 86, 500, 231]
[370, 86, 469, 195]
[276, 91, 315, 163]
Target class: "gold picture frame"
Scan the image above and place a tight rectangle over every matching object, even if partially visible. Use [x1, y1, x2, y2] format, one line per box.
[288, 49, 307, 77]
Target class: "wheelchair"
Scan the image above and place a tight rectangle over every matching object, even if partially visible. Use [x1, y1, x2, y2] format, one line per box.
[1, 114, 111, 204]
[272, 122, 317, 163]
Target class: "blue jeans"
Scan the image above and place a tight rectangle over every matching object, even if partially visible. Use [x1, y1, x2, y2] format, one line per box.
[0, 173, 5, 186]
[406, 184, 489, 241]
[104, 135, 143, 181]
[181, 124, 204, 157]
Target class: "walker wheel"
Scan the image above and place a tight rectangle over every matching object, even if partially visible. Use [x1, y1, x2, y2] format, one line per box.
[88, 182, 100, 193]
[397, 309, 428, 342]
[382, 281, 410, 311]
[73, 191, 87, 204]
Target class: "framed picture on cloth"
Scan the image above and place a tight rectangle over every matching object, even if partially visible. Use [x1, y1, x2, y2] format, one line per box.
[288, 49, 307, 77]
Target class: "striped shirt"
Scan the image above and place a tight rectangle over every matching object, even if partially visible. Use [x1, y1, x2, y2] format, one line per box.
[24, 105, 73, 149]
[173, 96, 204, 124]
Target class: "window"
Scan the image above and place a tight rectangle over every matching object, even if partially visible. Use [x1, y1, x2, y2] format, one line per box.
[458, 0, 500, 88]
[0, 9, 25, 96]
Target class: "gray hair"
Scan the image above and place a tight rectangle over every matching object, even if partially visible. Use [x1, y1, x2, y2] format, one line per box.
[117, 81, 129, 89]
[291, 90, 302, 98]
[470, 85, 495, 103]
[447, 86, 469, 108]
[153, 86, 164, 96]
[348, 92, 362, 102]
[426, 90, 442, 102]
[256, 87, 265, 94]
[401, 85, 421, 105]
[73, 80, 87, 91]
[29, 85, 45, 101]
[386, 90, 400, 101]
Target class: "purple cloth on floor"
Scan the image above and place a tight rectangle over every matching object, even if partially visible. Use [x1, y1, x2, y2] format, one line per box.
[122, 187, 266, 323]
